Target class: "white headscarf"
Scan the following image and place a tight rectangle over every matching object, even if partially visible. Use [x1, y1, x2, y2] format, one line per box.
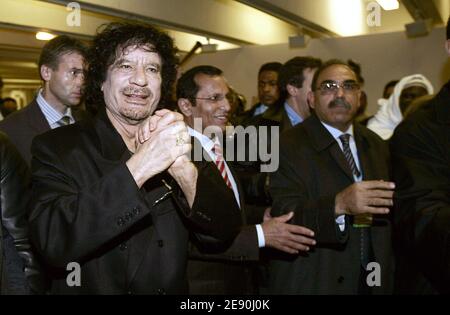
[367, 74, 434, 140]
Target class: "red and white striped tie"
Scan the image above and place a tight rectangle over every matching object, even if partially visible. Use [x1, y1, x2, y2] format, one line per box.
[212, 143, 232, 189]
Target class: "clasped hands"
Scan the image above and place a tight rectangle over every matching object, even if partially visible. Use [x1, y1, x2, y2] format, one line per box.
[127, 109, 196, 191]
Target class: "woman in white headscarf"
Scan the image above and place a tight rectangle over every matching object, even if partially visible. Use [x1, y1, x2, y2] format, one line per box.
[367, 74, 434, 140]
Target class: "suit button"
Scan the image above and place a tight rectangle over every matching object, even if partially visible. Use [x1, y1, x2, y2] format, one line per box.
[133, 206, 141, 215]
[157, 288, 166, 295]
[125, 212, 133, 220]
[117, 218, 125, 226]
[158, 240, 164, 248]
[119, 243, 127, 251]
[338, 276, 345, 283]
[127, 291, 132, 295]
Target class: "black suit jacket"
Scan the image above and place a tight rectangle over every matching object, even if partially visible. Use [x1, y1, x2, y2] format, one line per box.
[0, 132, 33, 294]
[0, 99, 87, 166]
[268, 114, 394, 294]
[28, 109, 242, 294]
[186, 137, 259, 294]
[390, 80, 450, 294]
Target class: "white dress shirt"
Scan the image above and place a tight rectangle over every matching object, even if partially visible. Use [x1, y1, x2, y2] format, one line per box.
[320, 122, 363, 231]
[36, 89, 75, 129]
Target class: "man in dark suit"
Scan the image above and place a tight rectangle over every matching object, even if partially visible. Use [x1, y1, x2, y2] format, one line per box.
[248, 56, 322, 133]
[237, 57, 323, 207]
[236, 62, 282, 126]
[28, 23, 243, 295]
[268, 60, 395, 294]
[390, 17, 450, 294]
[0, 35, 88, 165]
[175, 65, 316, 294]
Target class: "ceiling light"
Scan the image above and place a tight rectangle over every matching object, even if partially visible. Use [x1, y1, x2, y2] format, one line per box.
[376, 0, 400, 11]
[201, 38, 218, 53]
[36, 31, 56, 41]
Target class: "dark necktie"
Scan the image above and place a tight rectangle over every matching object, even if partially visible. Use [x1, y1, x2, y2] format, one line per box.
[58, 115, 71, 127]
[338, 134, 361, 178]
[338, 134, 372, 270]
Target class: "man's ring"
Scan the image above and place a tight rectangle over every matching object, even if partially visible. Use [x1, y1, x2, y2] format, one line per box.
[175, 134, 185, 146]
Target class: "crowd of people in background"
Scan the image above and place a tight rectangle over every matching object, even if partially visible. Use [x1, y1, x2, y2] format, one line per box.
[0, 16, 448, 295]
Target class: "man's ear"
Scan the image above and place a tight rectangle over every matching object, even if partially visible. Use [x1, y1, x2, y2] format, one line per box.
[307, 90, 315, 109]
[445, 39, 450, 56]
[286, 84, 298, 97]
[40, 65, 52, 82]
[177, 98, 193, 116]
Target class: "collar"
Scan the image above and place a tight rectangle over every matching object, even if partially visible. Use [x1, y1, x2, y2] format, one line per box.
[36, 89, 74, 124]
[253, 104, 269, 116]
[320, 121, 355, 142]
[284, 101, 304, 126]
[188, 126, 215, 153]
[93, 107, 130, 162]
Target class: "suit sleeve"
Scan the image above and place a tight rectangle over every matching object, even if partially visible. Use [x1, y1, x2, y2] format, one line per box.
[270, 141, 348, 245]
[189, 225, 259, 261]
[0, 132, 47, 293]
[391, 121, 450, 289]
[29, 136, 242, 269]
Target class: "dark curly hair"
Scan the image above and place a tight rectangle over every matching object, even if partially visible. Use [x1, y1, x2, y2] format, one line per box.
[85, 22, 179, 114]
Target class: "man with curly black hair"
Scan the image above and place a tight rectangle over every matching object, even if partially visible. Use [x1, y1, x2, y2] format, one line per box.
[29, 22, 242, 295]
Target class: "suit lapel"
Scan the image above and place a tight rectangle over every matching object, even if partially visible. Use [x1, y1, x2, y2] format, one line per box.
[26, 100, 51, 134]
[192, 136, 243, 213]
[91, 108, 155, 287]
[304, 114, 355, 182]
[354, 124, 373, 180]
[280, 107, 293, 133]
[329, 144, 355, 182]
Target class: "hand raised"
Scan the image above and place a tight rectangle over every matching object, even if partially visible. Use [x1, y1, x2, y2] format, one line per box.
[137, 109, 184, 144]
[127, 116, 191, 187]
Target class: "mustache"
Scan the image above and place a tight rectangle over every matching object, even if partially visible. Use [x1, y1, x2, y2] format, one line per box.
[329, 97, 351, 110]
[122, 86, 151, 96]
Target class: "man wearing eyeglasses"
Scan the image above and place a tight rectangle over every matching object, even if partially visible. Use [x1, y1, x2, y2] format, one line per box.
[176, 65, 317, 294]
[268, 60, 395, 294]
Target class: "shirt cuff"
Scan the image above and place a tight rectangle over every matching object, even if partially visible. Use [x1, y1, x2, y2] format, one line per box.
[255, 224, 265, 248]
[335, 214, 346, 232]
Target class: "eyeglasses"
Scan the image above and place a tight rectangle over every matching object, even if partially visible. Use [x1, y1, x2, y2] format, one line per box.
[317, 81, 360, 94]
[195, 93, 235, 103]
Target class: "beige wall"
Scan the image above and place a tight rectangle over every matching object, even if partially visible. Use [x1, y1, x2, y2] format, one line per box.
[182, 27, 450, 116]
